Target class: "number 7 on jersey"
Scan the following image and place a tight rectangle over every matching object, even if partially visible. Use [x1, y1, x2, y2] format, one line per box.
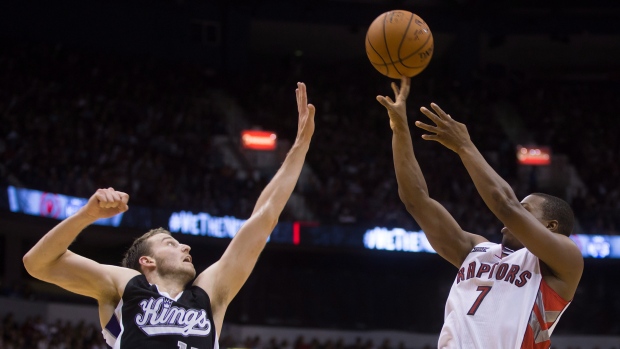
[467, 286, 492, 315]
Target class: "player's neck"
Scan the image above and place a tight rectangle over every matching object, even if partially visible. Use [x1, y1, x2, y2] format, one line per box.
[145, 273, 186, 299]
[501, 245, 517, 257]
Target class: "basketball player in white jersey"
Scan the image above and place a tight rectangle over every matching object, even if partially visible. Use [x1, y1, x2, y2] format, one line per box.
[23, 82, 316, 349]
[377, 77, 583, 349]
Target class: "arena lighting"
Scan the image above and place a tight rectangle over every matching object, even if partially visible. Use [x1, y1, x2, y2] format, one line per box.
[4, 186, 620, 259]
[363, 227, 436, 253]
[292, 221, 320, 245]
[6, 186, 123, 227]
[363, 225, 620, 259]
[168, 210, 254, 239]
[516, 145, 551, 165]
[571, 234, 616, 259]
[241, 130, 277, 150]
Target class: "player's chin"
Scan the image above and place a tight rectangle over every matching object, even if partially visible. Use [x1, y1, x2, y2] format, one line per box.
[501, 235, 513, 247]
[502, 236, 523, 251]
[181, 267, 197, 280]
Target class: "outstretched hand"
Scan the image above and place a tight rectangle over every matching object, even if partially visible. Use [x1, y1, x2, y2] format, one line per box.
[376, 76, 411, 130]
[295, 82, 315, 145]
[80, 188, 129, 220]
[416, 103, 472, 153]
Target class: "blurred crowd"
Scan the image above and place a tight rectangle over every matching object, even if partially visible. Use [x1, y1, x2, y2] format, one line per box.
[0, 40, 267, 220]
[0, 313, 107, 349]
[221, 335, 433, 349]
[0, 313, 615, 349]
[236, 57, 620, 236]
[0, 313, 436, 349]
[512, 79, 620, 235]
[1, 39, 618, 236]
[238, 58, 514, 239]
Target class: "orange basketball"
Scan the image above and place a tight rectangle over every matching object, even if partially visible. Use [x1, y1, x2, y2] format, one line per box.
[365, 10, 434, 79]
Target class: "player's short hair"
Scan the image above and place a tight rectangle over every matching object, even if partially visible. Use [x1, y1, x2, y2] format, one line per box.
[121, 227, 171, 273]
[531, 193, 575, 237]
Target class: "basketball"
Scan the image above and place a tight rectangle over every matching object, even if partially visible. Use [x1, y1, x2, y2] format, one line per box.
[365, 10, 434, 79]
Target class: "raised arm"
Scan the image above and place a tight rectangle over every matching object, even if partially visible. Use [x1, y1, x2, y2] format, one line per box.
[194, 82, 315, 324]
[417, 103, 583, 300]
[22, 188, 138, 302]
[377, 77, 487, 268]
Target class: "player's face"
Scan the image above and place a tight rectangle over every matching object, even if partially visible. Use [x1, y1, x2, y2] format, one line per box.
[149, 234, 196, 281]
[500, 226, 524, 251]
[520, 195, 546, 221]
[500, 195, 546, 251]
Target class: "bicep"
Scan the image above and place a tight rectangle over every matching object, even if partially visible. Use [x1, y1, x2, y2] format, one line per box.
[503, 207, 583, 282]
[408, 198, 487, 267]
[30, 251, 133, 301]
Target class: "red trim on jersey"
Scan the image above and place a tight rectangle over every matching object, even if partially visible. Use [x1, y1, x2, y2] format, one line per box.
[520, 279, 571, 349]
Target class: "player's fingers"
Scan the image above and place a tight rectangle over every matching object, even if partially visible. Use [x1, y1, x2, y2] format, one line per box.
[420, 106, 442, 125]
[95, 188, 110, 208]
[110, 190, 122, 203]
[401, 76, 411, 99]
[430, 103, 450, 119]
[119, 203, 129, 213]
[103, 189, 114, 202]
[298, 82, 307, 106]
[103, 189, 118, 208]
[414, 121, 438, 133]
[120, 192, 130, 205]
[391, 82, 400, 98]
[421, 134, 440, 141]
[376, 96, 390, 108]
[118, 192, 130, 211]
[307, 104, 316, 118]
[95, 192, 107, 207]
[296, 88, 301, 112]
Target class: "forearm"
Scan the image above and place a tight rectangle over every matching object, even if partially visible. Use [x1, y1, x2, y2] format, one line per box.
[457, 143, 519, 218]
[252, 141, 310, 219]
[203, 142, 310, 306]
[392, 125, 430, 210]
[23, 212, 96, 273]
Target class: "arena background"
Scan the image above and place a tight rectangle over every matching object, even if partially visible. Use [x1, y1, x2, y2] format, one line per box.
[1, 0, 620, 348]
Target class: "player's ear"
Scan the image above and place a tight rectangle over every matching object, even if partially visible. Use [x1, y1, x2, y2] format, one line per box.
[546, 220, 559, 233]
[139, 256, 155, 268]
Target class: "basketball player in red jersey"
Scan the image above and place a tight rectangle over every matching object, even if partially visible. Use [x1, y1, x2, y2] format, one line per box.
[23, 83, 315, 349]
[377, 77, 583, 348]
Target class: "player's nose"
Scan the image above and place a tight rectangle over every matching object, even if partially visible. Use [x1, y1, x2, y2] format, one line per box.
[181, 244, 191, 252]
[501, 227, 509, 234]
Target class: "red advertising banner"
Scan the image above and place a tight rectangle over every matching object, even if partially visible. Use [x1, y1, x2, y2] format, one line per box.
[517, 146, 551, 165]
[241, 130, 277, 150]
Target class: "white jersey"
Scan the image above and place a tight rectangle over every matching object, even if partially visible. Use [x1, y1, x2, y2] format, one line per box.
[438, 242, 570, 349]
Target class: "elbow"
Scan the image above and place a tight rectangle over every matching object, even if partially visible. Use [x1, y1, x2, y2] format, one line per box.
[266, 216, 278, 232]
[267, 213, 279, 232]
[402, 201, 417, 215]
[22, 251, 49, 278]
[398, 188, 429, 213]
[257, 205, 280, 232]
[22, 252, 38, 277]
